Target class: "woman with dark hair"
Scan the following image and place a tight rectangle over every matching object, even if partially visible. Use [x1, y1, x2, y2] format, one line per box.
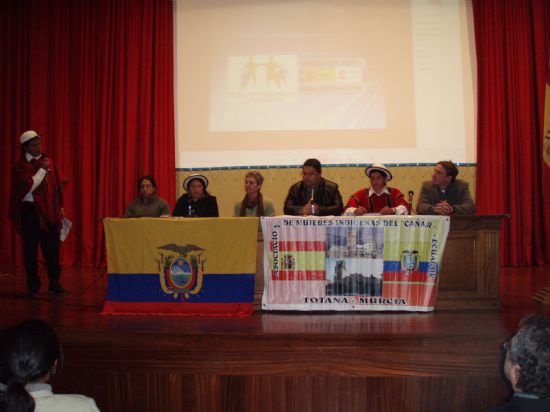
[124, 175, 171, 218]
[173, 174, 219, 217]
[0, 319, 99, 412]
[234, 171, 275, 217]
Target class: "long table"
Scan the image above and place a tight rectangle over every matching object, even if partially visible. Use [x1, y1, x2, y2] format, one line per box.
[102, 215, 506, 315]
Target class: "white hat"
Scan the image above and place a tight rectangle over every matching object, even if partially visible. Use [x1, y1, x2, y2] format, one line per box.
[365, 163, 392, 181]
[20, 130, 41, 145]
[183, 174, 209, 191]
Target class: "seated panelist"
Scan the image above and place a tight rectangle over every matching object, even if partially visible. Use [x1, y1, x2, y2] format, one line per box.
[416, 160, 475, 215]
[124, 175, 171, 218]
[344, 163, 409, 216]
[283, 158, 343, 216]
[234, 171, 275, 217]
[173, 174, 219, 217]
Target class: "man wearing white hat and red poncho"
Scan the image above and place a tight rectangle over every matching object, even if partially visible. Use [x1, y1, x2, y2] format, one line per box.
[9, 130, 68, 297]
[344, 163, 410, 216]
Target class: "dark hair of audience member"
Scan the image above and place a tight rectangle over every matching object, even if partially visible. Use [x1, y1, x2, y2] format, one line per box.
[0, 319, 62, 412]
[508, 314, 550, 398]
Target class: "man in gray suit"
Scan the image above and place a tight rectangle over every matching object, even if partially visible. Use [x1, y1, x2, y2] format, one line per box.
[416, 160, 475, 215]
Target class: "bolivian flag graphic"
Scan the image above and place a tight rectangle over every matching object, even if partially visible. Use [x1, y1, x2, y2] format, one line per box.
[102, 217, 258, 316]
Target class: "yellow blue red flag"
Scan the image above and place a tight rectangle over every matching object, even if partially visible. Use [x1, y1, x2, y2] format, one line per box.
[102, 217, 258, 316]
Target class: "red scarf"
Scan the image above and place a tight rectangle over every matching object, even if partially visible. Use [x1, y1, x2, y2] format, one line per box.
[9, 153, 67, 234]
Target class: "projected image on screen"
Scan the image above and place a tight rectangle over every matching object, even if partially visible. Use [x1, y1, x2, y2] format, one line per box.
[175, 0, 476, 167]
[211, 53, 385, 131]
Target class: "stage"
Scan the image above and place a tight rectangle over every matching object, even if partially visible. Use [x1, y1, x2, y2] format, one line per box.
[1, 265, 549, 412]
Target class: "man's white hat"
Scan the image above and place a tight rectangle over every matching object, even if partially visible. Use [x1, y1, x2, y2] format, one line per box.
[365, 163, 392, 181]
[20, 130, 41, 146]
[183, 174, 209, 191]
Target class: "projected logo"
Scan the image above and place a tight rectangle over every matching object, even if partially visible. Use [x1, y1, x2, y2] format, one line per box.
[300, 58, 366, 92]
[228, 54, 298, 102]
[157, 243, 206, 300]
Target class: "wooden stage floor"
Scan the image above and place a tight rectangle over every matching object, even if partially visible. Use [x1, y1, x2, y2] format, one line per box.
[1, 264, 550, 412]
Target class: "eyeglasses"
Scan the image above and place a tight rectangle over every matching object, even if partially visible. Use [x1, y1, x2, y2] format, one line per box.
[140, 184, 152, 189]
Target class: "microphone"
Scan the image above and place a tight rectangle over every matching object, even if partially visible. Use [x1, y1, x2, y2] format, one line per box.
[408, 191, 414, 206]
[39, 153, 51, 173]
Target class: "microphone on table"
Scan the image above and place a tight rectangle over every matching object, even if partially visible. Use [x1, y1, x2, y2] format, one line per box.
[408, 191, 414, 206]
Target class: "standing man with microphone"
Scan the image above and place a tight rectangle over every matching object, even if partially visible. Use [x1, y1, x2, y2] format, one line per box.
[9, 130, 69, 297]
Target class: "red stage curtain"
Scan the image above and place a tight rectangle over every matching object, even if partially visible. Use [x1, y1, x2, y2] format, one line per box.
[0, 0, 175, 268]
[473, 0, 550, 266]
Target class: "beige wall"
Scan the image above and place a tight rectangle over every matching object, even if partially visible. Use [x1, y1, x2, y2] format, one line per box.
[176, 165, 476, 216]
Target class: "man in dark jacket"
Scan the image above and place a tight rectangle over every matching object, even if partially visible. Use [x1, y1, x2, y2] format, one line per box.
[284, 158, 343, 216]
[416, 160, 475, 215]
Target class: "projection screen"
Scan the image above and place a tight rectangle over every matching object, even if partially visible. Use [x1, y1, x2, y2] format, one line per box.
[174, 0, 476, 168]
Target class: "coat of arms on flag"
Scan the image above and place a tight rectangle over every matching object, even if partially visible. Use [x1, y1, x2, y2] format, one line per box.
[158, 243, 206, 300]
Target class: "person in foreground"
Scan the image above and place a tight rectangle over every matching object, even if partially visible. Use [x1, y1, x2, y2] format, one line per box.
[344, 163, 409, 216]
[416, 160, 475, 215]
[173, 174, 219, 217]
[234, 171, 275, 217]
[8, 130, 68, 297]
[284, 158, 343, 216]
[0, 319, 100, 412]
[482, 314, 550, 412]
[124, 175, 171, 218]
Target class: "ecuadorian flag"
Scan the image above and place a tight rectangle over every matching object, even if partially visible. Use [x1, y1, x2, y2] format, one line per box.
[102, 217, 258, 316]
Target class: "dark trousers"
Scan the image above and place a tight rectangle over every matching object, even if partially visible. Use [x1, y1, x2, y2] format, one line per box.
[20, 202, 61, 293]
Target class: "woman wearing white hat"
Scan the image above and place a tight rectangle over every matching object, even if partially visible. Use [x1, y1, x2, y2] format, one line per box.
[173, 174, 219, 217]
[344, 164, 409, 216]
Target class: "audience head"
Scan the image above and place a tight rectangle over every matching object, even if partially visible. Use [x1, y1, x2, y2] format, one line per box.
[183, 174, 209, 201]
[244, 171, 264, 199]
[432, 160, 458, 188]
[503, 314, 550, 398]
[365, 164, 392, 192]
[0, 319, 62, 412]
[137, 176, 157, 198]
[302, 159, 322, 187]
